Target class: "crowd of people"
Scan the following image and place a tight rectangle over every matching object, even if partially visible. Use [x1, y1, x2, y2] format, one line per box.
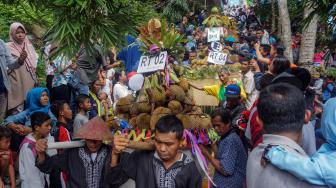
[0, 3, 335, 188]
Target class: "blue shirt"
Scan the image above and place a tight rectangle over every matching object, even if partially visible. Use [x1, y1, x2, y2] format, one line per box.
[117, 35, 142, 74]
[213, 130, 247, 188]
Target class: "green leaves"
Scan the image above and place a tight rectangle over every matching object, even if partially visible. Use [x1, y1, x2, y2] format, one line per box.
[162, 0, 189, 23]
[0, 1, 53, 41]
[0, 0, 158, 58]
[301, 0, 336, 28]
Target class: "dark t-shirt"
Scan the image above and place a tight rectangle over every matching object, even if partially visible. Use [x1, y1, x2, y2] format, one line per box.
[76, 45, 108, 84]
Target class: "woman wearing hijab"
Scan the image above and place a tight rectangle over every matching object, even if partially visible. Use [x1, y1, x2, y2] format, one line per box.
[7, 22, 38, 114]
[4, 87, 56, 152]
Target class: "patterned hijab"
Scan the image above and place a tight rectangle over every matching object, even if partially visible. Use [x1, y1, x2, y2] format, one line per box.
[8, 22, 38, 72]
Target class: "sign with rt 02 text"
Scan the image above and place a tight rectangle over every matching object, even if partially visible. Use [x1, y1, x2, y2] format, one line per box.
[137, 51, 167, 73]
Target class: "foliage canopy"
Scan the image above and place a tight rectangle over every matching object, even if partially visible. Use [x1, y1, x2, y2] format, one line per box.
[1, 0, 158, 57]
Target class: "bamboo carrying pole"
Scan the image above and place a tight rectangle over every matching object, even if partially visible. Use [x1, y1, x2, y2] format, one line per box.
[47, 140, 155, 150]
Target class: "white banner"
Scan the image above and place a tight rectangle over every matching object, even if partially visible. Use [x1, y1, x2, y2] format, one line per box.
[137, 51, 167, 73]
[207, 50, 228, 65]
[207, 27, 221, 42]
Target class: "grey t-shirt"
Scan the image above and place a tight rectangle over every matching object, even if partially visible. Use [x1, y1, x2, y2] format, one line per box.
[73, 113, 89, 133]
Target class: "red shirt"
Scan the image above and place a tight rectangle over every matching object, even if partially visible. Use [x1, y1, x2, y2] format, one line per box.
[248, 100, 263, 148]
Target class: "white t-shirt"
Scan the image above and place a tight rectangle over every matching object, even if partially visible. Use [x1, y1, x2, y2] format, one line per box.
[107, 68, 115, 80]
[113, 82, 131, 109]
[102, 79, 112, 95]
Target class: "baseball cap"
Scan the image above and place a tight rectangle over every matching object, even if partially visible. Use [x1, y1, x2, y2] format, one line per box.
[225, 84, 241, 98]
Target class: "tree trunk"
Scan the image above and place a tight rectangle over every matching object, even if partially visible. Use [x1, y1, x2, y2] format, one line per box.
[277, 0, 293, 63]
[298, 5, 319, 65]
[277, 15, 282, 41]
[271, 0, 276, 32]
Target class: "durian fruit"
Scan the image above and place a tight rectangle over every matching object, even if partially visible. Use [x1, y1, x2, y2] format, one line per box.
[130, 103, 140, 116]
[136, 113, 151, 130]
[129, 116, 137, 128]
[169, 85, 186, 102]
[134, 102, 152, 114]
[185, 107, 211, 129]
[176, 114, 193, 129]
[147, 74, 166, 105]
[211, 7, 219, 14]
[116, 95, 134, 114]
[151, 87, 166, 104]
[150, 107, 172, 130]
[191, 106, 203, 114]
[183, 95, 195, 113]
[179, 77, 189, 92]
[168, 100, 183, 115]
[187, 113, 212, 129]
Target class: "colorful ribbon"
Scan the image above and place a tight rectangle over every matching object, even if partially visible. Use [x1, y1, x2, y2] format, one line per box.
[183, 129, 216, 187]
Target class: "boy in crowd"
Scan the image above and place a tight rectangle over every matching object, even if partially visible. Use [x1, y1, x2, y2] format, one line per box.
[50, 101, 73, 188]
[0, 126, 15, 188]
[199, 108, 247, 188]
[19, 112, 56, 188]
[50, 100, 72, 142]
[240, 59, 258, 109]
[246, 83, 325, 188]
[73, 94, 91, 134]
[109, 115, 202, 188]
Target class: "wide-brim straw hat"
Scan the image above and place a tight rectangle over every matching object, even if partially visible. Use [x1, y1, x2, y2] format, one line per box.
[74, 117, 113, 141]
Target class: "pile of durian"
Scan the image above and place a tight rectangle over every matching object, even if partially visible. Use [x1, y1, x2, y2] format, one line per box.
[113, 73, 211, 130]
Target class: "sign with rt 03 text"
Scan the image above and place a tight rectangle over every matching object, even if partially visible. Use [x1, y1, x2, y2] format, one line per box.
[137, 51, 167, 73]
[207, 50, 228, 65]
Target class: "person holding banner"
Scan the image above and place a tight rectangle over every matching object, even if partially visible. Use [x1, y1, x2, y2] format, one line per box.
[190, 68, 246, 105]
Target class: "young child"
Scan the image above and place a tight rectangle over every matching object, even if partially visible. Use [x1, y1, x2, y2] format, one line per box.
[98, 91, 113, 121]
[50, 101, 72, 188]
[50, 100, 72, 142]
[19, 111, 56, 188]
[99, 69, 113, 103]
[0, 126, 15, 188]
[73, 94, 91, 134]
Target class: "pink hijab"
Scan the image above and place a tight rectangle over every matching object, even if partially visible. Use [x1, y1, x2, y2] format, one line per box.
[8, 22, 38, 72]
